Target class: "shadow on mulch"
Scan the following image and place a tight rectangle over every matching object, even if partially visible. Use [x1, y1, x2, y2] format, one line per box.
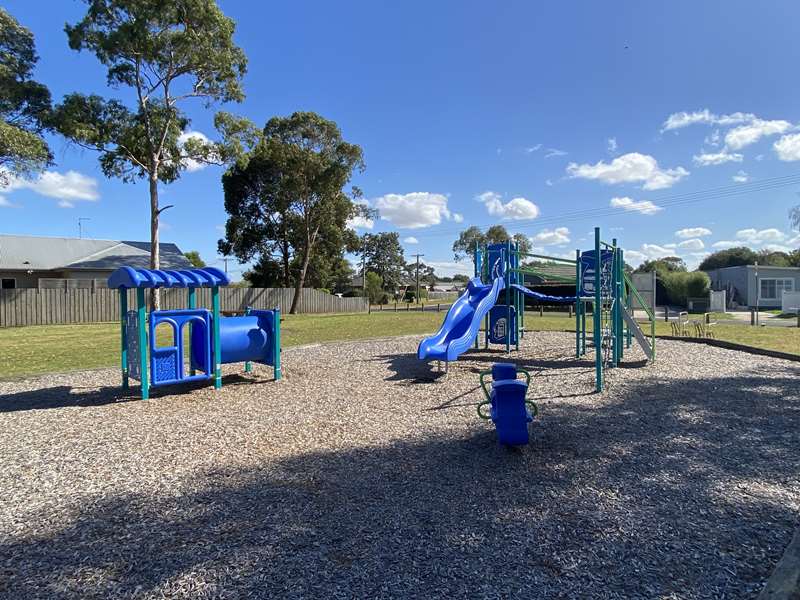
[3, 372, 799, 598]
[0, 373, 259, 413]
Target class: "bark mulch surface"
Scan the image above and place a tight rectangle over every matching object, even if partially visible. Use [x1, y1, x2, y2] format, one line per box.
[1, 332, 798, 599]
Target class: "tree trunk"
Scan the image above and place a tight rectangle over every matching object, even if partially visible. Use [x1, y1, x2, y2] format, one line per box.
[149, 172, 160, 312]
[289, 245, 312, 314]
[281, 232, 291, 287]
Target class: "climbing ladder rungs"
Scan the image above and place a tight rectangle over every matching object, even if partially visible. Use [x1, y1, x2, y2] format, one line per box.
[622, 306, 654, 361]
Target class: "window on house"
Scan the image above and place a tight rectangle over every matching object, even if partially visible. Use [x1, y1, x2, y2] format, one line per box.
[1, 278, 16, 289]
[760, 278, 794, 300]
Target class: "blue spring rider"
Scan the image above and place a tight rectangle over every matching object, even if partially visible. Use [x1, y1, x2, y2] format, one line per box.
[108, 266, 281, 399]
[477, 363, 537, 445]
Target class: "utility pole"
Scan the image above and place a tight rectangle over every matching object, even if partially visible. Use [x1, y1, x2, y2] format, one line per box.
[412, 253, 425, 304]
[221, 256, 230, 274]
[78, 217, 90, 239]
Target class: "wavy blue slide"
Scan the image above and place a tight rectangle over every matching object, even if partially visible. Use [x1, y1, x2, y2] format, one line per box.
[417, 275, 504, 362]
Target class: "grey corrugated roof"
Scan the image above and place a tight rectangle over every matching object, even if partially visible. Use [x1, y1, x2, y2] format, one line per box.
[0, 234, 191, 271]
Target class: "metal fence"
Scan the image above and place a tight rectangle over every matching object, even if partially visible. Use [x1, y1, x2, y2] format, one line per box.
[0, 287, 368, 327]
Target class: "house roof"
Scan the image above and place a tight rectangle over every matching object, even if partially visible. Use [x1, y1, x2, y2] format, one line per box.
[0, 234, 191, 271]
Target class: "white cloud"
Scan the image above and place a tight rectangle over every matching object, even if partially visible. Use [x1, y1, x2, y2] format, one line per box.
[374, 192, 459, 229]
[525, 144, 542, 153]
[5, 169, 100, 203]
[476, 191, 540, 221]
[346, 215, 374, 230]
[661, 109, 757, 132]
[545, 179, 554, 187]
[692, 151, 743, 166]
[773, 133, 800, 161]
[675, 227, 712, 238]
[712, 240, 740, 249]
[704, 129, 721, 147]
[453, 213, 464, 223]
[677, 238, 705, 251]
[607, 137, 618, 153]
[567, 152, 689, 190]
[0, 195, 19, 208]
[755, 154, 765, 161]
[609, 196, 663, 215]
[177, 130, 213, 172]
[403, 236, 419, 244]
[544, 148, 567, 158]
[624, 243, 675, 265]
[425, 260, 473, 278]
[762, 243, 796, 253]
[736, 228, 786, 244]
[724, 119, 790, 150]
[530, 227, 570, 246]
[732, 170, 750, 183]
[663, 243, 677, 249]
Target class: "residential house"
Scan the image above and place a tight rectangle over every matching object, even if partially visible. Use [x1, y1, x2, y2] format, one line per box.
[704, 264, 800, 309]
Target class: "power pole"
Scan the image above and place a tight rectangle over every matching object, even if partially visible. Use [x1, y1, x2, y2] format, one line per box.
[412, 253, 425, 304]
[78, 217, 90, 239]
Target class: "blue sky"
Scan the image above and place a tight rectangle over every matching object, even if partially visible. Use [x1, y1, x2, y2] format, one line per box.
[3, 0, 800, 278]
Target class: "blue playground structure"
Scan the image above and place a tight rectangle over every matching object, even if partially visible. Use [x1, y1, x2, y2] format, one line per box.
[107, 266, 281, 399]
[477, 363, 536, 446]
[418, 226, 656, 392]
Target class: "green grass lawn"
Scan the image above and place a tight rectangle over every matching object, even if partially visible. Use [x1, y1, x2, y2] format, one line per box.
[0, 310, 797, 379]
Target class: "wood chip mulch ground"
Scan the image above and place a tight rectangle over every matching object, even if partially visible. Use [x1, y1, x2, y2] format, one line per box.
[0, 332, 798, 599]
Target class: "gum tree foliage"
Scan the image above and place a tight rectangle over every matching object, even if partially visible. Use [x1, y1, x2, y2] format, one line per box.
[359, 232, 406, 292]
[633, 256, 687, 275]
[452, 225, 530, 261]
[0, 9, 53, 186]
[363, 271, 384, 304]
[183, 250, 205, 268]
[52, 0, 248, 309]
[219, 112, 368, 313]
[698, 247, 758, 271]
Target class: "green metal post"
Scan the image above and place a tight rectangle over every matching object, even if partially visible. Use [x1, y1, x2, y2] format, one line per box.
[581, 303, 587, 355]
[244, 306, 253, 373]
[575, 249, 581, 358]
[505, 240, 511, 354]
[212, 286, 222, 390]
[612, 238, 620, 366]
[623, 249, 632, 349]
[273, 307, 282, 380]
[137, 288, 149, 400]
[119, 289, 128, 390]
[188, 287, 196, 376]
[594, 227, 602, 392]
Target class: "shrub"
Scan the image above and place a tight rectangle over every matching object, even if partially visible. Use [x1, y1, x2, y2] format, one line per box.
[364, 271, 384, 304]
[661, 271, 710, 306]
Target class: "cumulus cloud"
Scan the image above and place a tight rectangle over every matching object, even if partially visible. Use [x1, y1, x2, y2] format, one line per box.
[567, 152, 689, 190]
[4, 169, 100, 204]
[724, 119, 791, 150]
[692, 151, 743, 166]
[732, 170, 750, 183]
[530, 227, 570, 246]
[677, 238, 705, 251]
[177, 130, 214, 172]
[675, 227, 712, 238]
[424, 260, 473, 278]
[736, 228, 786, 244]
[774, 133, 800, 161]
[624, 243, 676, 266]
[609, 196, 662, 215]
[374, 192, 460, 229]
[607, 138, 618, 153]
[712, 240, 740, 249]
[661, 109, 756, 132]
[476, 191, 540, 221]
[403, 236, 419, 244]
[346, 215, 374, 230]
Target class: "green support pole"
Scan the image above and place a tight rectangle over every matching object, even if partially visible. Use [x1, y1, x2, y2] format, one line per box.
[119, 289, 128, 390]
[505, 240, 511, 354]
[273, 307, 282, 380]
[188, 287, 196, 376]
[581, 303, 587, 355]
[575, 249, 581, 358]
[212, 286, 222, 390]
[594, 227, 602, 392]
[612, 238, 620, 367]
[244, 306, 252, 373]
[137, 288, 149, 400]
[623, 249, 632, 350]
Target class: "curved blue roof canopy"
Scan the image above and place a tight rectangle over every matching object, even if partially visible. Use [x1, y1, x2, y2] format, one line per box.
[107, 266, 231, 289]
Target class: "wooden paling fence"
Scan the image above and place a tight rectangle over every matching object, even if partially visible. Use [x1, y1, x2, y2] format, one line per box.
[0, 287, 368, 327]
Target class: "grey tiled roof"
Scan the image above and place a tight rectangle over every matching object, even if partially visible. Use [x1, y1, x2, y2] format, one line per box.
[0, 234, 191, 271]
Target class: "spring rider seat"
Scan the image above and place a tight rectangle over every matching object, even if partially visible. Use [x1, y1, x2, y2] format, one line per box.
[477, 363, 537, 445]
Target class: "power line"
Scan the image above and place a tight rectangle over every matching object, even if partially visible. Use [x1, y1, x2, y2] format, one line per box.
[401, 172, 800, 240]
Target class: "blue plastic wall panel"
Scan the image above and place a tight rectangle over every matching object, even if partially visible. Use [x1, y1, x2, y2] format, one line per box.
[489, 304, 517, 345]
[125, 310, 142, 381]
[107, 266, 230, 289]
[149, 309, 212, 387]
[579, 250, 613, 296]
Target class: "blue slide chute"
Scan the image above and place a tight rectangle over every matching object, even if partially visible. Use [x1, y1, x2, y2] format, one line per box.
[417, 275, 504, 362]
